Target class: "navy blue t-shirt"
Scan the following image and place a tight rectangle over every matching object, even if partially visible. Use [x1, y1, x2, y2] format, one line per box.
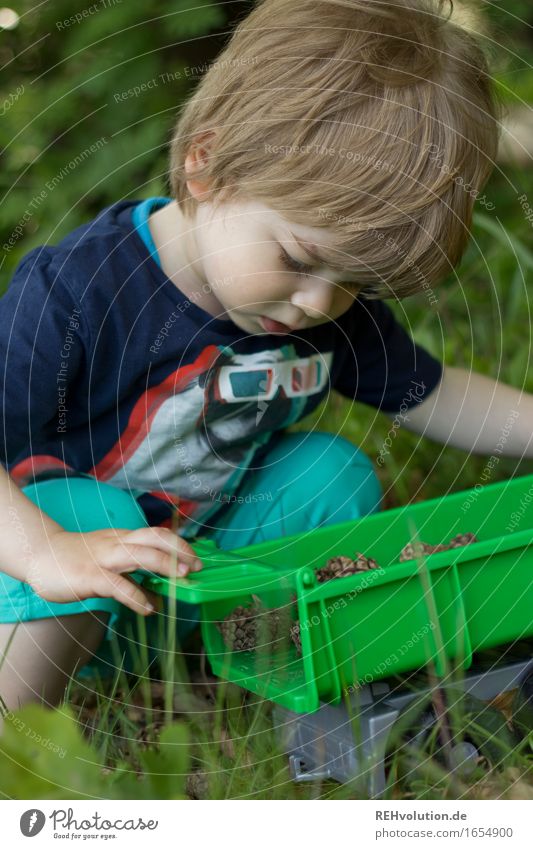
[0, 199, 442, 534]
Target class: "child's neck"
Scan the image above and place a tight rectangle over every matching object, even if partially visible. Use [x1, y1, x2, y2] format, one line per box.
[148, 200, 229, 320]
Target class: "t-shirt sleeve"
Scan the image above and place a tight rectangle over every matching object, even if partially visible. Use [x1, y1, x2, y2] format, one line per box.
[0, 248, 87, 469]
[332, 297, 443, 413]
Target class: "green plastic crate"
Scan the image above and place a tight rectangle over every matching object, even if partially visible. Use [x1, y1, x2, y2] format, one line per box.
[144, 474, 533, 713]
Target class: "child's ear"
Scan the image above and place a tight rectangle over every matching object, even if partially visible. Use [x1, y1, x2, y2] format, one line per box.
[185, 130, 216, 201]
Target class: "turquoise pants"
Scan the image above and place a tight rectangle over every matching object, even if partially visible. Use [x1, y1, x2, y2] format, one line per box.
[0, 432, 382, 677]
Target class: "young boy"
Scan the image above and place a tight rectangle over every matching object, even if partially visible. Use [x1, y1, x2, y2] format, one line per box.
[1, 0, 531, 711]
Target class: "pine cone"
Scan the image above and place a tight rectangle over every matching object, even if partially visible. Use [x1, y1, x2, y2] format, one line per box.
[352, 552, 381, 571]
[217, 604, 259, 652]
[216, 600, 292, 652]
[315, 555, 354, 582]
[399, 541, 437, 562]
[399, 532, 478, 562]
[186, 772, 209, 800]
[448, 532, 478, 548]
[316, 553, 380, 582]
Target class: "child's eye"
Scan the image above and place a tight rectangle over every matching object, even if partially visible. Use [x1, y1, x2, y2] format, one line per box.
[279, 249, 314, 276]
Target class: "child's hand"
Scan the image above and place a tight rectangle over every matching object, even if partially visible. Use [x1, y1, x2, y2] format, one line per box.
[27, 526, 203, 615]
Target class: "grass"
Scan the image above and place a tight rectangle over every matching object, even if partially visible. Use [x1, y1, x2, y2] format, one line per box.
[59, 605, 533, 800]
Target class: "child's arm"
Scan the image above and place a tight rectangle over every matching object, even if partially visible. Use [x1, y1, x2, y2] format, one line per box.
[0, 462, 202, 615]
[397, 365, 533, 458]
[0, 250, 202, 615]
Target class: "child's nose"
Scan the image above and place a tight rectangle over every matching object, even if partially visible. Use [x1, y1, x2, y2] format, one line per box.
[290, 284, 335, 319]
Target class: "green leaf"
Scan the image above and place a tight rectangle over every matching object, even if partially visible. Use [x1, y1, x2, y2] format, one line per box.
[473, 212, 533, 271]
[0, 703, 190, 799]
[0, 704, 106, 798]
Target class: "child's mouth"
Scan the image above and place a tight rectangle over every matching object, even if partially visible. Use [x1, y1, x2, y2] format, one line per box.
[259, 316, 295, 334]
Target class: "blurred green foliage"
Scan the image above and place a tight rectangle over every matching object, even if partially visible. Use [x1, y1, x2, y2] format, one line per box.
[0, 0, 254, 277]
[0, 702, 189, 798]
[488, 0, 533, 104]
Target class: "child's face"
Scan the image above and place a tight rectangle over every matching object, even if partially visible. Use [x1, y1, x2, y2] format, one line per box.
[194, 198, 362, 335]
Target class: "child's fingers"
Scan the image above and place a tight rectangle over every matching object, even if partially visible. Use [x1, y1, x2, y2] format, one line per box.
[104, 542, 203, 578]
[120, 527, 202, 570]
[104, 542, 172, 574]
[98, 571, 159, 616]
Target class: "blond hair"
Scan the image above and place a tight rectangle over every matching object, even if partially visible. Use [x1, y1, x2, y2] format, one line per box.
[168, 0, 500, 298]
